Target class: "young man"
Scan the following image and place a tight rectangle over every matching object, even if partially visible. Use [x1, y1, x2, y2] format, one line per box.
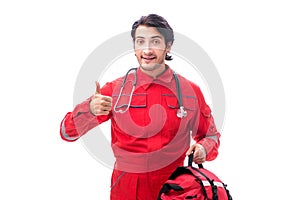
[60, 14, 220, 200]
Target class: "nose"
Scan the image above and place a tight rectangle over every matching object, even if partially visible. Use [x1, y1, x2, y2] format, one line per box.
[142, 47, 152, 55]
[142, 42, 153, 54]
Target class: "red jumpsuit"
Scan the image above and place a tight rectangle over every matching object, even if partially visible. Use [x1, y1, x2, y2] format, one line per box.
[60, 66, 220, 200]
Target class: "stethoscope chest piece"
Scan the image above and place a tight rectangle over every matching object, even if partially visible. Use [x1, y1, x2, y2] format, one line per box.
[177, 106, 187, 118]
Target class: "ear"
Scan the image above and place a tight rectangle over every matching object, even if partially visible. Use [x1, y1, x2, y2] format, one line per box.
[166, 42, 172, 53]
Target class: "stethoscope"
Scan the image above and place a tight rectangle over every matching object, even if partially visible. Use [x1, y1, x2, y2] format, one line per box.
[113, 68, 187, 118]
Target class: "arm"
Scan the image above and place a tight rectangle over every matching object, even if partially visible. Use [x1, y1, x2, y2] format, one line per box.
[60, 82, 112, 142]
[194, 104, 220, 161]
[186, 85, 220, 163]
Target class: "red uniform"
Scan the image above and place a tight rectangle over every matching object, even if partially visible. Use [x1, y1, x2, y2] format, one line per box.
[60, 66, 220, 200]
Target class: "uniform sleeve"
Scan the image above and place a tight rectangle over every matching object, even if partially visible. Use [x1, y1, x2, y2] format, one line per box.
[192, 85, 220, 161]
[60, 83, 113, 142]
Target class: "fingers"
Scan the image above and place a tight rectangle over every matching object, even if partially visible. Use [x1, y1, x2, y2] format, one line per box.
[100, 95, 112, 103]
[92, 97, 113, 115]
[186, 144, 207, 164]
[193, 144, 207, 164]
[91, 98, 112, 115]
[92, 104, 111, 115]
[94, 99, 112, 110]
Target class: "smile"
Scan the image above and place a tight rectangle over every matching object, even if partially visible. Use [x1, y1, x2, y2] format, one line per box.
[142, 56, 156, 63]
[142, 56, 155, 60]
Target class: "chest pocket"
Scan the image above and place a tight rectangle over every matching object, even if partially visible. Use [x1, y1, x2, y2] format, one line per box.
[129, 93, 147, 108]
[113, 93, 147, 110]
[163, 94, 197, 111]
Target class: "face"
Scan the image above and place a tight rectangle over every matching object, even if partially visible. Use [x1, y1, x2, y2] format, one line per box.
[134, 25, 171, 76]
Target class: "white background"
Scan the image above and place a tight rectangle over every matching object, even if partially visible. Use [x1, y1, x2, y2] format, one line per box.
[1, 0, 299, 199]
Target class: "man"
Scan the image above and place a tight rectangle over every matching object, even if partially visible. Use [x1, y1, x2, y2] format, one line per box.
[60, 14, 220, 200]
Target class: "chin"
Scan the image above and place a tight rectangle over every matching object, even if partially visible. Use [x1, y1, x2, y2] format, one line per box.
[141, 62, 164, 71]
[140, 64, 158, 71]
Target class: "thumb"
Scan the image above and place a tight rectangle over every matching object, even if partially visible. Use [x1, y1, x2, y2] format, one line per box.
[95, 81, 101, 94]
[186, 144, 196, 156]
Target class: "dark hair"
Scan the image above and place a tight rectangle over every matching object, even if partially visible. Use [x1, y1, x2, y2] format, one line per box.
[131, 14, 174, 61]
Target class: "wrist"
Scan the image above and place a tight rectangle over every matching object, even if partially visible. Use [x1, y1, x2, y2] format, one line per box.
[89, 99, 96, 116]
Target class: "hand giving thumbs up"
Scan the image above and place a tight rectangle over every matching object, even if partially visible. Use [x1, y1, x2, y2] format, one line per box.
[89, 81, 112, 116]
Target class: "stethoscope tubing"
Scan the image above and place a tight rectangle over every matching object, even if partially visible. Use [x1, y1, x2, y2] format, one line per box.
[113, 68, 137, 113]
[113, 67, 187, 118]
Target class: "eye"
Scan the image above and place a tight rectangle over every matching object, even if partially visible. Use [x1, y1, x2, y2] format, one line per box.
[135, 39, 144, 46]
[152, 39, 160, 45]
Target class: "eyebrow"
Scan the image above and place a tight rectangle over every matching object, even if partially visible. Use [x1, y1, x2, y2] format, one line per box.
[135, 35, 163, 39]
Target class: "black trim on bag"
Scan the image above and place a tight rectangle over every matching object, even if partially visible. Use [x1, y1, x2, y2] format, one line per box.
[223, 183, 233, 200]
[192, 167, 218, 200]
[157, 167, 208, 200]
[157, 183, 184, 200]
[188, 153, 222, 200]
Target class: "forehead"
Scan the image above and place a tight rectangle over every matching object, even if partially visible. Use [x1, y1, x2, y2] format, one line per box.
[135, 25, 164, 39]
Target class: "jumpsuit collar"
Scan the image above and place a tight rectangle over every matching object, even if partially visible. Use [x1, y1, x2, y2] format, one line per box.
[136, 65, 174, 91]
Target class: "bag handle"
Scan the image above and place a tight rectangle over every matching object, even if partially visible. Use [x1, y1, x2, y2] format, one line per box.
[188, 152, 204, 168]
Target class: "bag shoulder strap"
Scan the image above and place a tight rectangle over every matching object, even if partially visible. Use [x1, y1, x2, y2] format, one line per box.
[188, 153, 219, 200]
[188, 153, 233, 200]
